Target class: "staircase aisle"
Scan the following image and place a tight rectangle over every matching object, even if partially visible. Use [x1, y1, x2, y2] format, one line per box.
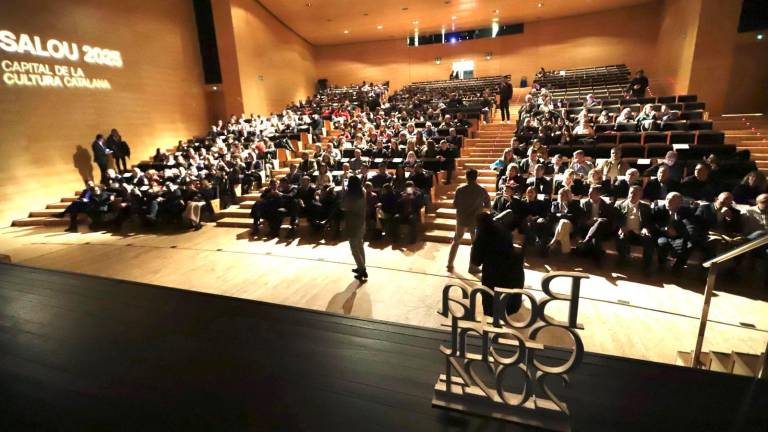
[712, 114, 768, 173]
[423, 104, 521, 244]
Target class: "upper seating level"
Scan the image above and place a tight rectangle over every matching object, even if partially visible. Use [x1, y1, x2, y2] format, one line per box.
[534, 64, 630, 90]
[402, 75, 509, 95]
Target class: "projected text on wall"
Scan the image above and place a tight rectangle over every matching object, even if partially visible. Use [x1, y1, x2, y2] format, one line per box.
[0, 30, 123, 90]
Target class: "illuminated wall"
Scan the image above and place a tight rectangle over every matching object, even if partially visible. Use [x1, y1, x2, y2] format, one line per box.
[0, 0, 209, 224]
[315, 4, 663, 94]
[212, 0, 317, 119]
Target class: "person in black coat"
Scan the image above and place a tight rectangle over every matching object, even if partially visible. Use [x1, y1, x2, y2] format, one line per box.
[498, 76, 513, 123]
[625, 70, 649, 98]
[91, 134, 112, 185]
[652, 192, 694, 272]
[519, 186, 550, 253]
[106, 129, 130, 173]
[576, 186, 617, 260]
[470, 212, 525, 317]
[436, 140, 456, 185]
[643, 165, 680, 202]
[681, 163, 718, 203]
[491, 184, 523, 231]
[692, 192, 743, 260]
[526, 165, 553, 198]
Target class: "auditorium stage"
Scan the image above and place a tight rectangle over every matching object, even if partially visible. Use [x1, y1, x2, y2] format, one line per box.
[0, 224, 766, 367]
[0, 262, 766, 431]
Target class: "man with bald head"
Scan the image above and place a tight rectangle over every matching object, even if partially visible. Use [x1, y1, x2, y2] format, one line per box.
[615, 185, 654, 269]
[653, 192, 694, 272]
[744, 193, 768, 286]
[693, 191, 742, 260]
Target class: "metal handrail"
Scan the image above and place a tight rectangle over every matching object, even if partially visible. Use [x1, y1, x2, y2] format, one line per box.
[702, 233, 768, 268]
[692, 233, 768, 369]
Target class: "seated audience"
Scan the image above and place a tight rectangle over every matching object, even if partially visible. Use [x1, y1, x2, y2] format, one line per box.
[615, 185, 655, 269]
[732, 170, 767, 205]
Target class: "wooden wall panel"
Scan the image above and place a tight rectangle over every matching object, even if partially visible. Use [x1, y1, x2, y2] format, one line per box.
[315, 4, 662, 93]
[0, 0, 209, 224]
[229, 0, 317, 116]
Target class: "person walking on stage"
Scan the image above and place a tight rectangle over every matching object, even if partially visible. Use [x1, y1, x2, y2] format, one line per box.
[343, 175, 368, 281]
[447, 168, 490, 272]
[499, 76, 513, 124]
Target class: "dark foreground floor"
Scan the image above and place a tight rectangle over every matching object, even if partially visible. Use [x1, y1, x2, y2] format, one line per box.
[0, 263, 765, 431]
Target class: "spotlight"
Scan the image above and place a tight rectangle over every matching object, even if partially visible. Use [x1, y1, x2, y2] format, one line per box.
[343, 29, 349, 34]
[377, 25, 383, 29]
[758, 33, 765, 41]
[450, 37, 457, 44]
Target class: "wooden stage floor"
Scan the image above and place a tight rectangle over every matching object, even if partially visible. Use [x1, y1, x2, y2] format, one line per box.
[1, 262, 766, 431]
[0, 224, 766, 366]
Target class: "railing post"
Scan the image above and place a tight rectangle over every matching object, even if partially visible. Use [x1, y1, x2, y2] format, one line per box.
[692, 263, 718, 368]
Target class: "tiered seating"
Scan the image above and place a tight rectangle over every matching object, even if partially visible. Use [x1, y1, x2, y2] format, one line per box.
[390, 75, 508, 118]
[713, 114, 768, 174]
[407, 75, 508, 94]
[535, 64, 630, 100]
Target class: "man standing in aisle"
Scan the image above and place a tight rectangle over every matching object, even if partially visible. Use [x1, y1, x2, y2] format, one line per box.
[498, 76, 513, 124]
[447, 169, 490, 272]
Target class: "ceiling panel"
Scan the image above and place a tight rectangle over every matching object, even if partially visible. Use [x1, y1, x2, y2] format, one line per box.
[258, 0, 656, 46]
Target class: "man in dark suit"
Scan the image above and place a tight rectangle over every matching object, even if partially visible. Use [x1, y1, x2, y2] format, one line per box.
[681, 163, 718, 203]
[547, 187, 584, 254]
[625, 69, 649, 98]
[284, 163, 303, 185]
[295, 176, 319, 226]
[577, 186, 616, 260]
[92, 134, 112, 185]
[612, 168, 642, 201]
[498, 76, 513, 123]
[692, 191, 743, 260]
[652, 192, 694, 272]
[370, 163, 392, 190]
[519, 186, 550, 253]
[491, 184, 523, 231]
[643, 164, 680, 202]
[614, 185, 655, 269]
[518, 152, 543, 178]
[526, 164, 553, 197]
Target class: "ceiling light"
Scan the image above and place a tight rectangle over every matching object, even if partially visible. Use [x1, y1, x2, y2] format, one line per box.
[538, 2, 543, 7]
[493, 9, 499, 14]
[451, 16, 457, 20]
[492, 17, 499, 22]
[377, 25, 383, 29]
[412, 20, 419, 25]
[758, 33, 765, 41]
[343, 30, 349, 34]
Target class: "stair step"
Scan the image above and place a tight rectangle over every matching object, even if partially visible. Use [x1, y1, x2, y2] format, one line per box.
[731, 351, 762, 377]
[436, 207, 457, 218]
[425, 217, 456, 230]
[708, 351, 734, 373]
[12, 217, 70, 227]
[29, 209, 62, 217]
[423, 229, 471, 245]
[45, 202, 70, 209]
[215, 217, 253, 228]
[218, 208, 251, 218]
